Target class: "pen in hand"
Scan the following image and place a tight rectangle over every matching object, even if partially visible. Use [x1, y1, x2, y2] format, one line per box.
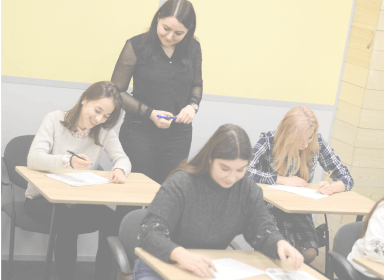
[67, 150, 86, 161]
[324, 171, 333, 181]
[318, 171, 333, 194]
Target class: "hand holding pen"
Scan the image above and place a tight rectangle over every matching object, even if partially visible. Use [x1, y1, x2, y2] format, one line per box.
[67, 150, 92, 170]
[318, 171, 334, 195]
[150, 110, 175, 129]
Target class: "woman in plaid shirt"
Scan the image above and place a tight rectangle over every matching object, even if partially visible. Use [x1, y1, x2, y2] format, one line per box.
[247, 105, 354, 264]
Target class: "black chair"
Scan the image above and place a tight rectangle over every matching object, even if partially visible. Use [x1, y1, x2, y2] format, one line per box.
[327, 221, 379, 280]
[108, 209, 242, 279]
[1, 135, 104, 280]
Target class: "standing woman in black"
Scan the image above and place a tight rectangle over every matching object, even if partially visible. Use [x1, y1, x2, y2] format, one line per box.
[111, 0, 201, 193]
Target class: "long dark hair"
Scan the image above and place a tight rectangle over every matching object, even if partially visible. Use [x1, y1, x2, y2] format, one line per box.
[140, 0, 198, 68]
[361, 197, 384, 237]
[61, 81, 122, 146]
[168, 124, 253, 178]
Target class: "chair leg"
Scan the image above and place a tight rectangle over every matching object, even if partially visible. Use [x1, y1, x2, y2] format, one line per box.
[8, 213, 16, 280]
[45, 204, 57, 280]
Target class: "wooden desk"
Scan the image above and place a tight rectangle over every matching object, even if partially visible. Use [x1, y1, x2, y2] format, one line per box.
[353, 257, 384, 279]
[16, 166, 160, 280]
[136, 248, 329, 280]
[16, 166, 160, 206]
[258, 183, 375, 278]
[258, 183, 375, 215]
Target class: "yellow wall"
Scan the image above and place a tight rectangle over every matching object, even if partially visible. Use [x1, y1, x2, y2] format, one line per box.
[2, 0, 353, 105]
[2, 0, 158, 83]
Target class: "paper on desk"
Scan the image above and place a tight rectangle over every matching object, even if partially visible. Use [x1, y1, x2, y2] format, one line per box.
[265, 268, 319, 280]
[268, 184, 328, 200]
[46, 172, 110, 187]
[210, 258, 265, 280]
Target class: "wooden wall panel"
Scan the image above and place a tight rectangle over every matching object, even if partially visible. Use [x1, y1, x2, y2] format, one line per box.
[330, 138, 354, 165]
[342, 63, 370, 87]
[352, 6, 380, 30]
[335, 100, 362, 126]
[363, 89, 384, 110]
[348, 26, 374, 52]
[332, 119, 358, 145]
[350, 166, 384, 187]
[370, 50, 384, 70]
[373, 30, 384, 50]
[367, 69, 384, 90]
[355, 0, 382, 10]
[353, 147, 384, 168]
[346, 45, 372, 68]
[339, 82, 365, 107]
[355, 128, 384, 149]
[359, 108, 384, 129]
[378, 11, 384, 30]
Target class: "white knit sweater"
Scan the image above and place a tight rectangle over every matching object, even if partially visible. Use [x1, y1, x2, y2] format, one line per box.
[347, 201, 384, 278]
[25, 110, 131, 199]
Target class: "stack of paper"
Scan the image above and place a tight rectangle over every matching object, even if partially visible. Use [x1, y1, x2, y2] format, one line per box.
[46, 172, 110, 187]
[268, 184, 328, 200]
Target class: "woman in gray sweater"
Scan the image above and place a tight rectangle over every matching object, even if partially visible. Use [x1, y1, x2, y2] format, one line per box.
[24, 81, 131, 280]
[133, 124, 304, 279]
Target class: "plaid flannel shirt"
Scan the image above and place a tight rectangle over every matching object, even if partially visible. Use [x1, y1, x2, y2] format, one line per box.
[247, 131, 354, 192]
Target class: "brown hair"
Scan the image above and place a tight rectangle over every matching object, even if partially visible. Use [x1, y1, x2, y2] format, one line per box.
[361, 197, 384, 238]
[140, 0, 198, 68]
[272, 105, 320, 182]
[61, 81, 122, 146]
[168, 124, 252, 178]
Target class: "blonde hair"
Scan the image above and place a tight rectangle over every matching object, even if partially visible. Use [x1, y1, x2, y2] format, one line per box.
[272, 106, 320, 182]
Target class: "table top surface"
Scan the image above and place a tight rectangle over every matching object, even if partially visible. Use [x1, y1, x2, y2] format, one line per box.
[353, 257, 384, 279]
[16, 166, 160, 206]
[135, 248, 329, 280]
[258, 183, 375, 215]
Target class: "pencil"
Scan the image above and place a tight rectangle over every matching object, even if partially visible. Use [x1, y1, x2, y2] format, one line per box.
[67, 150, 86, 161]
[324, 171, 333, 181]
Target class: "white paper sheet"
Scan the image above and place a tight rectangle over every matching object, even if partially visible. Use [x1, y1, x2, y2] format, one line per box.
[209, 258, 265, 280]
[46, 172, 110, 187]
[265, 268, 319, 280]
[268, 184, 328, 200]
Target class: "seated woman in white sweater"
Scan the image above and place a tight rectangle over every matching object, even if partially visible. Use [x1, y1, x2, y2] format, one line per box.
[24, 81, 131, 280]
[347, 197, 384, 279]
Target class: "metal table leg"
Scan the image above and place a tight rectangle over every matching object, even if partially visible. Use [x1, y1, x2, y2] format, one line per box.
[324, 214, 330, 278]
[44, 204, 57, 280]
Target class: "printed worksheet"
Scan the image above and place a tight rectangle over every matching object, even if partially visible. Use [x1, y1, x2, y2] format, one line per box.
[46, 172, 110, 187]
[209, 258, 265, 280]
[268, 184, 328, 200]
[266, 268, 319, 280]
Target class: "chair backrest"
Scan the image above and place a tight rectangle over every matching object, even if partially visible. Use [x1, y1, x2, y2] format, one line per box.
[333, 221, 364, 258]
[3, 135, 35, 190]
[118, 209, 148, 269]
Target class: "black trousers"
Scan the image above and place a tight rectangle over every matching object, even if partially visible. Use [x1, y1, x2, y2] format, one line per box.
[24, 196, 119, 280]
[116, 116, 192, 222]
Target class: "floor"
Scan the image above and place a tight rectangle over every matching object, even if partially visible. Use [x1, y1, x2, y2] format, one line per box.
[1, 260, 119, 280]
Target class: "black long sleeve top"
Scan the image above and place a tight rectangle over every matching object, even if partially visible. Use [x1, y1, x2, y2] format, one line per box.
[111, 34, 203, 120]
[139, 171, 285, 263]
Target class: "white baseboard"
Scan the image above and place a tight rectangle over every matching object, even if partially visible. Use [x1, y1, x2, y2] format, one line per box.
[1, 254, 96, 262]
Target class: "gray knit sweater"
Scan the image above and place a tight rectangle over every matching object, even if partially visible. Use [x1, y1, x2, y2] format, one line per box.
[25, 110, 131, 199]
[140, 171, 285, 263]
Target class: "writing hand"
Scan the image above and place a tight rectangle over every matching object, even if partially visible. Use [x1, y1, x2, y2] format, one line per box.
[175, 105, 195, 124]
[150, 110, 174, 129]
[277, 240, 304, 271]
[109, 168, 126, 183]
[318, 181, 334, 195]
[170, 247, 216, 278]
[71, 154, 92, 170]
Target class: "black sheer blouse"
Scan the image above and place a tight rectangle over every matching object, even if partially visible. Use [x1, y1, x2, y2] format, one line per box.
[111, 34, 203, 119]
